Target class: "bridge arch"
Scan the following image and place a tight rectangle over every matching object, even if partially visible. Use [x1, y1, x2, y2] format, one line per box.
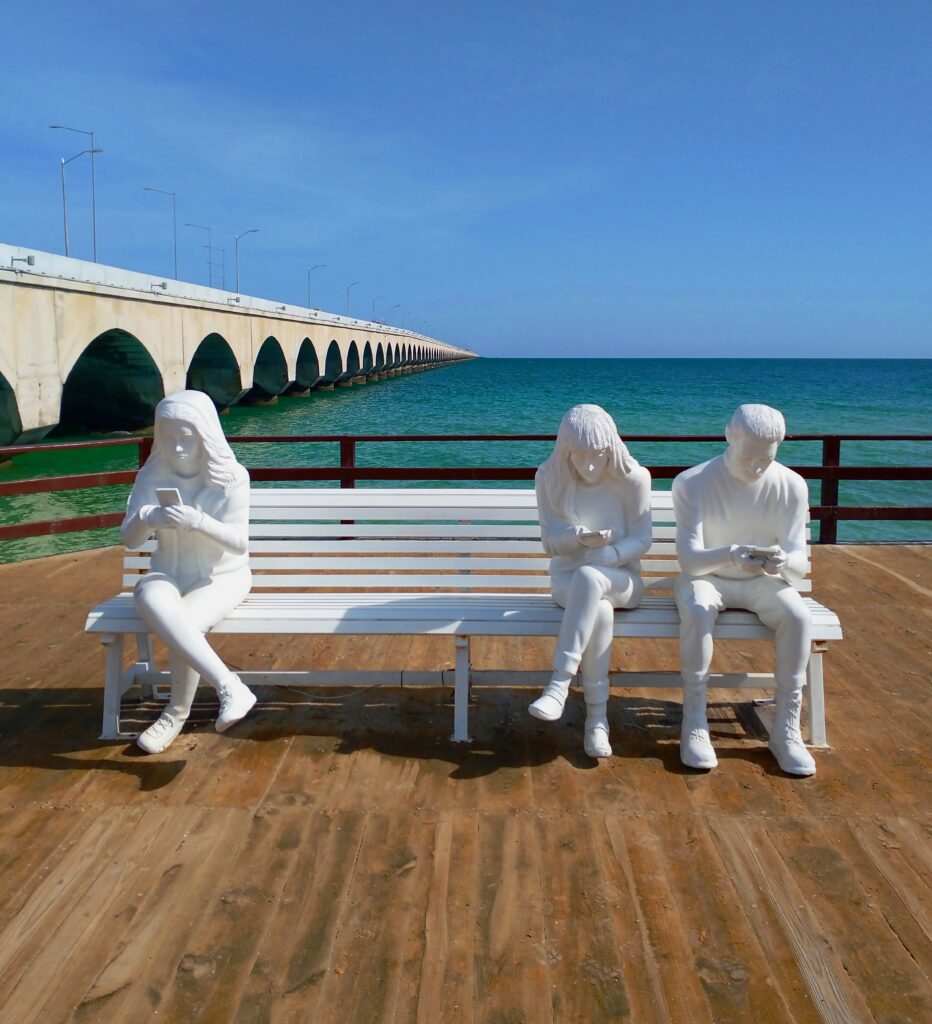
[186, 333, 243, 409]
[375, 342, 385, 373]
[295, 338, 321, 391]
[362, 342, 373, 375]
[0, 371, 22, 447]
[385, 343, 394, 369]
[321, 340, 343, 387]
[59, 328, 164, 432]
[248, 336, 289, 402]
[338, 341, 361, 385]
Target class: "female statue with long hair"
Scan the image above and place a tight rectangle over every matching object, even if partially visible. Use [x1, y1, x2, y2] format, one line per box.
[530, 404, 652, 758]
[120, 390, 256, 753]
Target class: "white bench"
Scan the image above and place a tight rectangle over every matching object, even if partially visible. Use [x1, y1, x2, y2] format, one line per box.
[85, 487, 842, 745]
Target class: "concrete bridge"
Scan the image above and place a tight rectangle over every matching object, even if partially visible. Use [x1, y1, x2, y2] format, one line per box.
[0, 244, 475, 445]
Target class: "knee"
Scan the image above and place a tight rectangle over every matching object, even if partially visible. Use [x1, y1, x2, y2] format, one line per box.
[677, 599, 717, 634]
[572, 564, 607, 597]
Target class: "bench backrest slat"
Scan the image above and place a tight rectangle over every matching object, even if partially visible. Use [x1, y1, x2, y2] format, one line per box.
[122, 487, 813, 593]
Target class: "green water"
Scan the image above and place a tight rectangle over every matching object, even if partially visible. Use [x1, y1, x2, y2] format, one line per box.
[2, 358, 930, 562]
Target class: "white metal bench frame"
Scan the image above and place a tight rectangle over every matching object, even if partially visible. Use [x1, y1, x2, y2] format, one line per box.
[85, 488, 842, 745]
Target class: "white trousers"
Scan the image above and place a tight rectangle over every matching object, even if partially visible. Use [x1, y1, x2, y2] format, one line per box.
[674, 573, 811, 692]
[134, 566, 252, 718]
[551, 565, 642, 702]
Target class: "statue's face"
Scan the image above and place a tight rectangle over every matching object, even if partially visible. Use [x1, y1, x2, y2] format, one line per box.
[160, 419, 204, 478]
[570, 446, 609, 484]
[725, 427, 779, 483]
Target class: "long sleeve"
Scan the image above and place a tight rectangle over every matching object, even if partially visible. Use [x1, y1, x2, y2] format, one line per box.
[535, 470, 584, 557]
[611, 465, 652, 566]
[673, 472, 736, 576]
[776, 478, 810, 584]
[193, 477, 249, 555]
[120, 484, 156, 551]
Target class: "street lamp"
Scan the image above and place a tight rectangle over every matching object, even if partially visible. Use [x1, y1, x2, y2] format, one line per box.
[346, 281, 358, 316]
[143, 187, 177, 279]
[234, 228, 259, 293]
[386, 303, 400, 324]
[185, 223, 212, 286]
[59, 148, 103, 258]
[372, 295, 385, 320]
[50, 125, 99, 261]
[307, 264, 326, 308]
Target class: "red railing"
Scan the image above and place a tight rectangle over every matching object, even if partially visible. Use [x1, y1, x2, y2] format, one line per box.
[1, 433, 930, 544]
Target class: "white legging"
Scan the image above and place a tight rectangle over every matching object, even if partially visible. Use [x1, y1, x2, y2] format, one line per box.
[675, 573, 811, 692]
[551, 564, 643, 702]
[134, 567, 252, 719]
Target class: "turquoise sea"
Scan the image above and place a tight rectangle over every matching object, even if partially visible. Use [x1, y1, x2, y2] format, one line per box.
[1, 358, 930, 561]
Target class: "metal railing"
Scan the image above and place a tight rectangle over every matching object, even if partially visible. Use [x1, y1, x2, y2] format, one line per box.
[1, 433, 930, 544]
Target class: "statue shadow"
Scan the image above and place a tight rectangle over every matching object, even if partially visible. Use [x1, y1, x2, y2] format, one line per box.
[0, 685, 185, 791]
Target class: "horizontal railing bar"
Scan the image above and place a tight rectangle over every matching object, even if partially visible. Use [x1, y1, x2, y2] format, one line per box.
[811, 506, 932, 521]
[0, 470, 137, 497]
[0, 511, 124, 541]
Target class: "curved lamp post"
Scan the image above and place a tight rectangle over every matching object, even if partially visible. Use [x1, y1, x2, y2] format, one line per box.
[307, 264, 326, 308]
[51, 124, 99, 261]
[234, 228, 259, 293]
[143, 187, 177, 279]
[59, 148, 103, 258]
[346, 281, 358, 317]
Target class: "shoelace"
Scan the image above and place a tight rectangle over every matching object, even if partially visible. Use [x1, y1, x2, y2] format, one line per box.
[149, 713, 175, 735]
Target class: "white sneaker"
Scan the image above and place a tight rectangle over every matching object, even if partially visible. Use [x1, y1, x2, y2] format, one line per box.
[137, 712, 184, 754]
[216, 674, 256, 733]
[769, 688, 816, 776]
[680, 685, 717, 769]
[583, 719, 612, 758]
[528, 677, 571, 722]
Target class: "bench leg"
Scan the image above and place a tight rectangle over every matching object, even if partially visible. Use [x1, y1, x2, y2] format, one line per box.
[452, 635, 472, 743]
[136, 633, 158, 699]
[100, 633, 128, 740]
[806, 643, 829, 749]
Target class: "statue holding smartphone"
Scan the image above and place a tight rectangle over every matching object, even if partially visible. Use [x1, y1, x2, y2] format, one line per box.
[120, 390, 256, 753]
[530, 405, 652, 758]
[673, 403, 816, 775]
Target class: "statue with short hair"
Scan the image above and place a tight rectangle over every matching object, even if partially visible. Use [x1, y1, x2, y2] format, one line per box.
[530, 404, 652, 758]
[120, 390, 256, 753]
[673, 403, 816, 775]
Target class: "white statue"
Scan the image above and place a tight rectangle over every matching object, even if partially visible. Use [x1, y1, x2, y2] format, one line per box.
[120, 390, 256, 753]
[673, 403, 816, 775]
[530, 405, 652, 758]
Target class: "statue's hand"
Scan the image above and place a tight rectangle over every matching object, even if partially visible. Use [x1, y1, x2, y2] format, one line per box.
[761, 546, 788, 575]
[160, 504, 204, 531]
[142, 505, 174, 529]
[731, 545, 764, 575]
[578, 528, 611, 549]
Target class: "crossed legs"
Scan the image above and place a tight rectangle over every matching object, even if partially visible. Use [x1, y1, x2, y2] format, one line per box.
[133, 568, 254, 751]
[530, 564, 642, 758]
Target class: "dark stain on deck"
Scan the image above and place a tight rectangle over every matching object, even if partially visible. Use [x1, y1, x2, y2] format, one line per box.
[0, 545, 930, 1022]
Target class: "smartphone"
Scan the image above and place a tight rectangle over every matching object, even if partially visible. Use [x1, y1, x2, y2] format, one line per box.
[744, 545, 775, 560]
[579, 530, 609, 541]
[156, 487, 183, 507]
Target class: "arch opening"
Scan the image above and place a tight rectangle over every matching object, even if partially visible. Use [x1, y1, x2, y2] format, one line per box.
[58, 329, 164, 433]
[320, 340, 343, 387]
[337, 341, 361, 385]
[0, 371, 23, 447]
[186, 333, 243, 408]
[362, 342, 373, 374]
[246, 336, 289, 403]
[375, 342, 385, 373]
[294, 338, 322, 391]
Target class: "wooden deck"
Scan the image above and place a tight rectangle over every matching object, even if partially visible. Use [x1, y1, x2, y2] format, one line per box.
[0, 544, 929, 1024]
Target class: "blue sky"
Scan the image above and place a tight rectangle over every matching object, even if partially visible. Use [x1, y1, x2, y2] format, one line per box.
[2, 1, 930, 357]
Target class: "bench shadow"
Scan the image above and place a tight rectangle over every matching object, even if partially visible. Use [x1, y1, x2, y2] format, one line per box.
[0, 686, 186, 791]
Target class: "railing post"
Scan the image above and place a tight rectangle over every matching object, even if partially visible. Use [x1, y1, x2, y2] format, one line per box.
[138, 437, 153, 467]
[820, 436, 841, 544]
[339, 437, 356, 488]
